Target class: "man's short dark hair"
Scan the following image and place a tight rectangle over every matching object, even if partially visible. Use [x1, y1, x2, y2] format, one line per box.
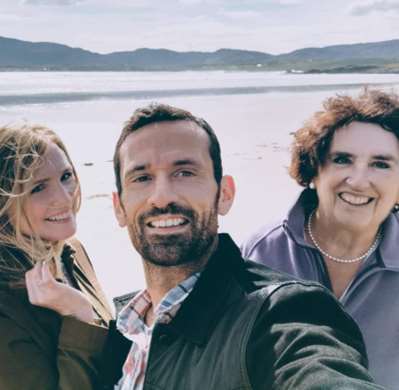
[114, 103, 223, 194]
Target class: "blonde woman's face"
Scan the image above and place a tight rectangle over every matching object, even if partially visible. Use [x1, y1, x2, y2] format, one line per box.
[19, 143, 78, 242]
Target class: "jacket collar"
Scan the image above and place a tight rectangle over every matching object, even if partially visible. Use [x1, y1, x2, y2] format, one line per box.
[377, 212, 399, 269]
[161, 233, 246, 346]
[285, 188, 316, 248]
[286, 189, 399, 270]
[63, 240, 113, 323]
[60, 243, 77, 284]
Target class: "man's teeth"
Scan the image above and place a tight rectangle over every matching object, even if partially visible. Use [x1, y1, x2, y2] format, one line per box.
[150, 218, 186, 228]
[340, 193, 371, 205]
[46, 212, 70, 221]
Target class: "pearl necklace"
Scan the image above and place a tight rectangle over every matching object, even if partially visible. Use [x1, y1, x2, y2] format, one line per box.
[307, 210, 382, 264]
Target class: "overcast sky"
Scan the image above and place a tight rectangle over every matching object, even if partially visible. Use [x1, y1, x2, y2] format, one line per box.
[0, 0, 398, 54]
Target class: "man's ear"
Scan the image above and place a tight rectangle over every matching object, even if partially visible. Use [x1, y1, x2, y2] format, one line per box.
[217, 175, 235, 216]
[112, 192, 127, 227]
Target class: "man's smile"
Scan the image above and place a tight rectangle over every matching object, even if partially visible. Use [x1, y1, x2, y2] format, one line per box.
[144, 215, 191, 235]
[147, 216, 189, 228]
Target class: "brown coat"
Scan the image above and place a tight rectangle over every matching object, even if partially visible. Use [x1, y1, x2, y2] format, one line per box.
[0, 238, 112, 390]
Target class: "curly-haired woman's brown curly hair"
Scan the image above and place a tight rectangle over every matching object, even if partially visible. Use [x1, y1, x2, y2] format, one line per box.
[289, 89, 399, 187]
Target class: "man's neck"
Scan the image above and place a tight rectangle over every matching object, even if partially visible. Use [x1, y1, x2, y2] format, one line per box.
[142, 237, 218, 312]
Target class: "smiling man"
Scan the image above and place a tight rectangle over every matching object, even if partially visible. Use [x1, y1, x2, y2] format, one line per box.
[113, 119, 223, 274]
[102, 103, 381, 390]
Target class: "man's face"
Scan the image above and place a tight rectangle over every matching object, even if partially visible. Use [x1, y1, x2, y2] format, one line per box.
[113, 120, 233, 267]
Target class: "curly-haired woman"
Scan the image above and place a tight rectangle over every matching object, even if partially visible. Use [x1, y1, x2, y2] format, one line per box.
[243, 89, 399, 388]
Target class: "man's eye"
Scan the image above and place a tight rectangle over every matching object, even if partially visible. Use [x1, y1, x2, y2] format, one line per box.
[31, 183, 45, 194]
[133, 175, 151, 183]
[372, 161, 390, 169]
[175, 170, 194, 177]
[332, 156, 351, 165]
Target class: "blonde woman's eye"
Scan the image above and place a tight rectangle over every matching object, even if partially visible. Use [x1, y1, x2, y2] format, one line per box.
[31, 183, 45, 194]
[61, 171, 73, 181]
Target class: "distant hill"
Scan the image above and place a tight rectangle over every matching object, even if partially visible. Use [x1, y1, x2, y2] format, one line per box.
[103, 48, 272, 69]
[0, 36, 101, 68]
[277, 40, 399, 61]
[1, 36, 399, 72]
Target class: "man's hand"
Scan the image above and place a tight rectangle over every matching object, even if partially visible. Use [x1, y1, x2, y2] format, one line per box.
[25, 261, 95, 324]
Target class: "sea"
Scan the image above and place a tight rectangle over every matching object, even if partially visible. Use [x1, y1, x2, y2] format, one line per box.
[1, 70, 399, 298]
[1, 70, 399, 106]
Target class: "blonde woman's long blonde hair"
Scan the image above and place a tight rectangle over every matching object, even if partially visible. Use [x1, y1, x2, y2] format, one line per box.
[0, 124, 81, 287]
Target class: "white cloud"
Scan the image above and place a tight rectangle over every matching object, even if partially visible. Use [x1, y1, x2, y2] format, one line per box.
[350, 0, 399, 15]
[276, 0, 302, 4]
[0, 13, 27, 22]
[224, 10, 262, 20]
[21, 0, 84, 5]
[179, 0, 203, 4]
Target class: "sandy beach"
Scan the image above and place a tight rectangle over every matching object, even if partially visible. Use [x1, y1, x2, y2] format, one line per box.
[2, 75, 399, 300]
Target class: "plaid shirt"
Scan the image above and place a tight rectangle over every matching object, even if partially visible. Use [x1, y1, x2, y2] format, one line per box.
[115, 273, 200, 390]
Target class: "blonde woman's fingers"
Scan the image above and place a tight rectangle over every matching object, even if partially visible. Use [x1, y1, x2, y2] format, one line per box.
[26, 262, 47, 296]
[28, 261, 42, 281]
[25, 264, 37, 286]
[41, 261, 55, 283]
[25, 268, 39, 302]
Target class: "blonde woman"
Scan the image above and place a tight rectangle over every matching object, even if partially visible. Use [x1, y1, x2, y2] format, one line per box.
[0, 125, 112, 389]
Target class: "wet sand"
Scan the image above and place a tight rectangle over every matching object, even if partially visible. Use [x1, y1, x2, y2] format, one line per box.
[1, 87, 392, 300]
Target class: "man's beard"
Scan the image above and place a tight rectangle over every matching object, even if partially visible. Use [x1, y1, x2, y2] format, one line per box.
[128, 202, 218, 267]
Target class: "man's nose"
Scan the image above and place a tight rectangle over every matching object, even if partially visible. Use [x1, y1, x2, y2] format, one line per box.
[147, 176, 178, 209]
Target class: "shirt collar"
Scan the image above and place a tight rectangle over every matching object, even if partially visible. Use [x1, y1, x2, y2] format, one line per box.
[117, 272, 200, 337]
[156, 272, 200, 316]
[117, 290, 151, 337]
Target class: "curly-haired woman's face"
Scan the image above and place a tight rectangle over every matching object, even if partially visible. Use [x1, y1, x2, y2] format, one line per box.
[313, 121, 399, 233]
[19, 143, 78, 242]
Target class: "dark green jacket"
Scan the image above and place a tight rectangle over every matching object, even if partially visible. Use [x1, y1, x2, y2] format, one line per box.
[0, 239, 112, 390]
[102, 234, 382, 389]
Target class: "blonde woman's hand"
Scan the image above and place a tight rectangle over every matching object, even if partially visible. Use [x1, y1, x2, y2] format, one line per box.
[25, 261, 95, 324]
